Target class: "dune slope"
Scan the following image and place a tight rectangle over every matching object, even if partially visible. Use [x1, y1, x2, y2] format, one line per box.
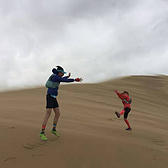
[0, 75, 168, 168]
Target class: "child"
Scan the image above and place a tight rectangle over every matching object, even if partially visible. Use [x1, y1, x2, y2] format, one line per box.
[40, 66, 82, 141]
[114, 90, 132, 131]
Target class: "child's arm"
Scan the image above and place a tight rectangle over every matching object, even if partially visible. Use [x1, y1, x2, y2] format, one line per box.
[114, 90, 125, 100]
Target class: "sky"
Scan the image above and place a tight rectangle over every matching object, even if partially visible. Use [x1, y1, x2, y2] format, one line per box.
[0, 0, 168, 91]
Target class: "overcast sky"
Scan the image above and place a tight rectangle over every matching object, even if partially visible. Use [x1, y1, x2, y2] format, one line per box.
[0, 0, 168, 91]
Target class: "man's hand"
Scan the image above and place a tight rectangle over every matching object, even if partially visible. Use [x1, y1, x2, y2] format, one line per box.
[67, 73, 71, 78]
[75, 78, 83, 82]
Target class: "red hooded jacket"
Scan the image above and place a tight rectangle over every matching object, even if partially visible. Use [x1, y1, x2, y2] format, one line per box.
[115, 90, 131, 108]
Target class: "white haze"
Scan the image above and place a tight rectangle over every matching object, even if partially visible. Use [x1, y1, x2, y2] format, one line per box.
[0, 0, 168, 91]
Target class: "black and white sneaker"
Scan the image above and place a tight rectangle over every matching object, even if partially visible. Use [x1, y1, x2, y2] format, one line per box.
[126, 127, 132, 131]
[115, 111, 120, 118]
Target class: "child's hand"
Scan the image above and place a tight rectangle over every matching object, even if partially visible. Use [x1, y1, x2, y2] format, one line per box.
[114, 89, 118, 93]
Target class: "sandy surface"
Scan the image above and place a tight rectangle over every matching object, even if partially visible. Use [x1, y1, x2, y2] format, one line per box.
[0, 75, 168, 168]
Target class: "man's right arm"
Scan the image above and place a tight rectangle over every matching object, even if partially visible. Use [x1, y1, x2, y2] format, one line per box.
[52, 75, 75, 83]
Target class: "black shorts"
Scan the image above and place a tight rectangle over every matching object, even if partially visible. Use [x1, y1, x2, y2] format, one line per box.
[46, 94, 59, 109]
[124, 107, 131, 119]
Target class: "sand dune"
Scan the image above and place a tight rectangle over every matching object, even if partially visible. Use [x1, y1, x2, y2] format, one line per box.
[0, 75, 168, 168]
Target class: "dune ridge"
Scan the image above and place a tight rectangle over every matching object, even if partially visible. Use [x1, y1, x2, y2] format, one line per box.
[0, 75, 168, 168]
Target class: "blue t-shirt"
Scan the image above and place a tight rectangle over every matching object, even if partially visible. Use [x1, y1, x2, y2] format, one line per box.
[47, 74, 74, 96]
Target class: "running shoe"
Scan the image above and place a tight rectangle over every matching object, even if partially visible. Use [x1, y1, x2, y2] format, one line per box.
[115, 111, 120, 118]
[40, 133, 48, 141]
[51, 129, 59, 137]
[126, 127, 132, 131]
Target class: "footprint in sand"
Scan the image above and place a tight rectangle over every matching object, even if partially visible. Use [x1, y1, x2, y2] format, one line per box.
[152, 139, 168, 151]
[108, 118, 114, 121]
[152, 139, 165, 146]
[4, 157, 17, 162]
[32, 154, 45, 157]
[23, 142, 43, 149]
[164, 147, 168, 151]
[107, 118, 121, 122]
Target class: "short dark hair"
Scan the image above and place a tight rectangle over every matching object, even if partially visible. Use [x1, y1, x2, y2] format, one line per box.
[52, 66, 65, 74]
[56, 66, 64, 71]
[123, 91, 129, 95]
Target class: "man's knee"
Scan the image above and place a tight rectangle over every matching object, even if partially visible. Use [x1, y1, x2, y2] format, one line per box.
[55, 111, 60, 117]
[57, 112, 60, 117]
[46, 109, 52, 115]
[54, 108, 60, 116]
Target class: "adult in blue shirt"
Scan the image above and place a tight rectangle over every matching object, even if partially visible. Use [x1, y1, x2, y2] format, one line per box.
[40, 66, 82, 141]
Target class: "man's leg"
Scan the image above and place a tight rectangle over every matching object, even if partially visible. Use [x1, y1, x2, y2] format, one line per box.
[41, 108, 52, 133]
[53, 107, 60, 127]
[40, 108, 52, 141]
[51, 107, 60, 137]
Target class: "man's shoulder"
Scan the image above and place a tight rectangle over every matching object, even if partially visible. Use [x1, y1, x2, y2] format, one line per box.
[52, 74, 60, 80]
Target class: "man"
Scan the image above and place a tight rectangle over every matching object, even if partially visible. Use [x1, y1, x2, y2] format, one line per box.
[114, 90, 132, 131]
[40, 66, 82, 141]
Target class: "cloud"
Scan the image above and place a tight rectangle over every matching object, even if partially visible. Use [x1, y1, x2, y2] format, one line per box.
[0, 0, 168, 91]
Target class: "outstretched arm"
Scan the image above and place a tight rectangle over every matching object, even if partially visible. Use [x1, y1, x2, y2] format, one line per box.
[53, 75, 83, 83]
[114, 90, 125, 100]
[53, 75, 74, 82]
